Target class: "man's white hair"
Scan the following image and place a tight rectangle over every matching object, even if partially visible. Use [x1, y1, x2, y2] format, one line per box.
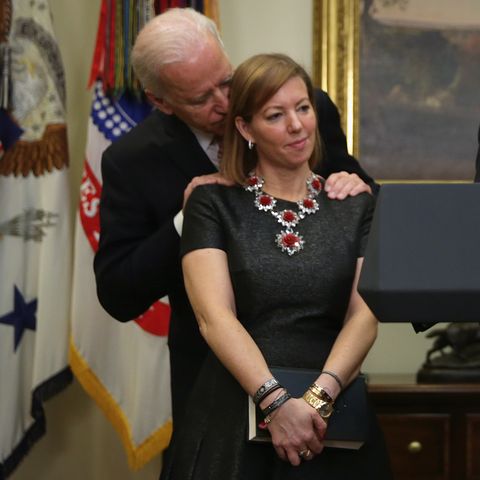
[131, 8, 225, 97]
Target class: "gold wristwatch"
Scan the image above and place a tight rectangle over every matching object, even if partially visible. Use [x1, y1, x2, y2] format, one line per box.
[303, 389, 334, 419]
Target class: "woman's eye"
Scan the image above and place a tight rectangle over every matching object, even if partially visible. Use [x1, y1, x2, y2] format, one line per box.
[298, 104, 310, 113]
[266, 112, 282, 121]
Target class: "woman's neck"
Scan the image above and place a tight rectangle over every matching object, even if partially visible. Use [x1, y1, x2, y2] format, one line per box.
[256, 165, 312, 202]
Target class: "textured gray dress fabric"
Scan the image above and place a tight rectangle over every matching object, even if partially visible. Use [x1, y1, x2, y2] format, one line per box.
[160, 183, 392, 480]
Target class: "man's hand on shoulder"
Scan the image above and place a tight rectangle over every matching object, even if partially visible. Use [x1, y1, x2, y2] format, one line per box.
[324, 172, 372, 200]
[183, 173, 234, 208]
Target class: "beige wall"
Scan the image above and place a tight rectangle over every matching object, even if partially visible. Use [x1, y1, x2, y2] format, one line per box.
[220, 0, 313, 70]
[10, 1, 435, 478]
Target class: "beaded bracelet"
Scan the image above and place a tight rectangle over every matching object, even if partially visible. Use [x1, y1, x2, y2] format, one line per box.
[261, 391, 291, 418]
[321, 370, 344, 391]
[253, 378, 281, 405]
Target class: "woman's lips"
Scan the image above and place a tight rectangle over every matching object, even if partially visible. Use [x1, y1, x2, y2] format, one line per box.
[286, 137, 308, 149]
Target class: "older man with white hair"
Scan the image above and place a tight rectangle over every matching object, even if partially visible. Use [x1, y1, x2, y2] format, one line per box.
[94, 8, 378, 428]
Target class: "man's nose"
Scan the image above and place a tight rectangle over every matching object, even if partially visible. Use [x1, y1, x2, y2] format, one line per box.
[212, 86, 229, 111]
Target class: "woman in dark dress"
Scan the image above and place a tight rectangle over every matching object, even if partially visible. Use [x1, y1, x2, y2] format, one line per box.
[161, 53, 391, 479]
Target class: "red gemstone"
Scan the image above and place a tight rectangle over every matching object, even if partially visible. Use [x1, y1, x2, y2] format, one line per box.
[303, 198, 314, 209]
[283, 210, 296, 222]
[258, 420, 268, 430]
[248, 176, 258, 186]
[311, 179, 321, 191]
[283, 233, 299, 246]
[259, 195, 272, 206]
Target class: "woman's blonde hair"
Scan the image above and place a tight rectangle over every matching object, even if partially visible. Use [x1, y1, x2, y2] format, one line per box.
[221, 53, 322, 185]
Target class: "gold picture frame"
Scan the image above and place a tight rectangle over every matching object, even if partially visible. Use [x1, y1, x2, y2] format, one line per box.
[313, 0, 359, 157]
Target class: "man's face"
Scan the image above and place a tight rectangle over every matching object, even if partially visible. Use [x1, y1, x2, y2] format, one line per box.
[151, 37, 233, 136]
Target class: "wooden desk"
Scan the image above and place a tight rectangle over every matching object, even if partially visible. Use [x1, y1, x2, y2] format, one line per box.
[367, 375, 480, 480]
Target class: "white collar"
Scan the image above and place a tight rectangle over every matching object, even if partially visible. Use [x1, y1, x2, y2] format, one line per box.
[189, 126, 214, 154]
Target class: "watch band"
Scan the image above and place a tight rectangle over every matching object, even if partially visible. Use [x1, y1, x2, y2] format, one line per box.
[303, 389, 334, 419]
[309, 383, 333, 403]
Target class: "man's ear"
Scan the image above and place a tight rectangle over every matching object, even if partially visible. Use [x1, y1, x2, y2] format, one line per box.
[145, 89, 174, 115]
[235, 116, 254, 144]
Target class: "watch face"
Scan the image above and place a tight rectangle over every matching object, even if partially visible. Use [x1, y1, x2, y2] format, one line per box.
[318, 401, 333, 418]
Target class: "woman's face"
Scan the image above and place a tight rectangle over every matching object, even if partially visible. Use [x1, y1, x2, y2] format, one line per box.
[236, 76, 317, 172]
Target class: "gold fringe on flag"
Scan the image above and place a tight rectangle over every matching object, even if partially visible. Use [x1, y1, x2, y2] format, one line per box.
[69, 339, 173, 470]
[0, 124, 69, 177]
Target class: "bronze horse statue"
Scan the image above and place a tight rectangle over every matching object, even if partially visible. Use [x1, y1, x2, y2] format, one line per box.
[426, 322, 480, 364]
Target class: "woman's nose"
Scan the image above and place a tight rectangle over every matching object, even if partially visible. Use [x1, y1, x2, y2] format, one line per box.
[287, 113, 302, 132]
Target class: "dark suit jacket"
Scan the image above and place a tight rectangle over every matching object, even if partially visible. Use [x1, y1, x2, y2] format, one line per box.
[94, 89, 377, 344]
[475, 125, 480, 182]
[94, 89, 377, 422]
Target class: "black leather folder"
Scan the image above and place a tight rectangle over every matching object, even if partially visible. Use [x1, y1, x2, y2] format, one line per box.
[358, 183, 480, 323]
[248, 368, 368, 449]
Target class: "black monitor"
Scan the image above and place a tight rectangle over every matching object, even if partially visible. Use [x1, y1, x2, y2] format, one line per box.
[358, 183, 480, 323]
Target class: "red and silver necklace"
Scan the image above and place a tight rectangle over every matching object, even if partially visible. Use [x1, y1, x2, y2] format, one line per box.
[244, 172, 323, 256]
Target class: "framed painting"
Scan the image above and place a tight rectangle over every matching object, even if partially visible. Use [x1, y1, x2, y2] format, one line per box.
[313, 0, 480, 181]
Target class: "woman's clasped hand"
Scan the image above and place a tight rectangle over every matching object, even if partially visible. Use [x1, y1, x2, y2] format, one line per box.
[264, 396, 327, 466]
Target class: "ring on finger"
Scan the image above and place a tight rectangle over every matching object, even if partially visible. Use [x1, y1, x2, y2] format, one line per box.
[298, 448, 312, 459]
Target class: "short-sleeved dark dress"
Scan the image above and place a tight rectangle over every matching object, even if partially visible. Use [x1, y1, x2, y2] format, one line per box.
[160, 183, 392, 480]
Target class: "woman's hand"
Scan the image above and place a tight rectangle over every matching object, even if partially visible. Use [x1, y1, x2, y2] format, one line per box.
[266, 398, 327, 466]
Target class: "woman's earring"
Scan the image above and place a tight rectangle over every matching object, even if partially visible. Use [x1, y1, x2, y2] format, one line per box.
[248, 139, 254, 150]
